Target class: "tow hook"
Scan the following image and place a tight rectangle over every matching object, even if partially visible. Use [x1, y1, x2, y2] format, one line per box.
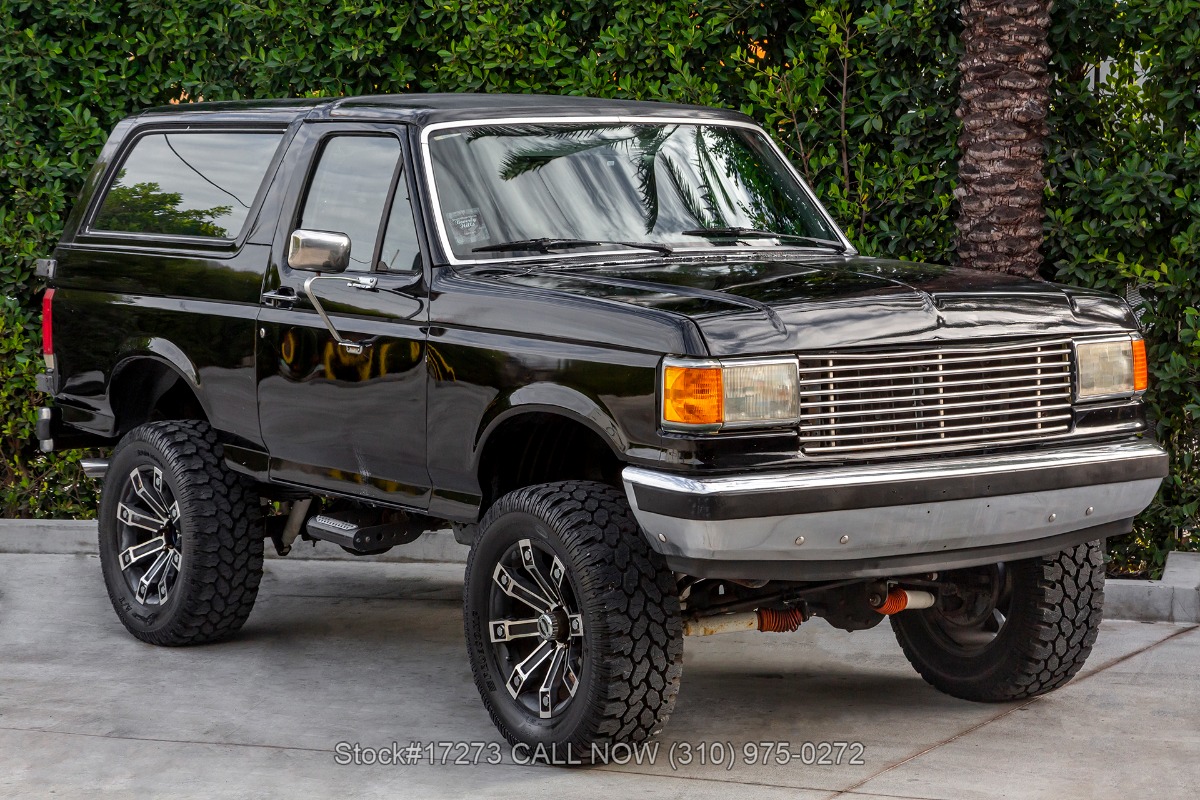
[683, 606, 805, 636]
[871, 588, 937, 615]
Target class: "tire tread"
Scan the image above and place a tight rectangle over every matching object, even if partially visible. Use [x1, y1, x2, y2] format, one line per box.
[100, 420, 264, 646]
[892, 540, 1104, 701]
[465, 481, 683, 756]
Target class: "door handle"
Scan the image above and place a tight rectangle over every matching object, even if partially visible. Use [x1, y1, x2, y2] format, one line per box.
[261, 287, 297, 308]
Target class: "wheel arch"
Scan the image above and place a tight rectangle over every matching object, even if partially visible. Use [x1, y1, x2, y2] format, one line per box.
[108, 339, 211, 437]
[473, 385, 629, 516]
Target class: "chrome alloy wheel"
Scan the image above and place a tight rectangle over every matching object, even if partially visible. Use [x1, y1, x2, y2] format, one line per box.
[115, 465, 183, 606]
[487, 538, 585, 719]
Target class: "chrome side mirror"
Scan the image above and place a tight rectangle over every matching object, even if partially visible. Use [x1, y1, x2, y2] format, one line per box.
[287, 229, 352, 273]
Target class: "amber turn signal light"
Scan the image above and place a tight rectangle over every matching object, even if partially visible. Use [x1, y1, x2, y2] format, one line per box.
[663, 365, 723, 426]
[1132, 338, 1148, 392]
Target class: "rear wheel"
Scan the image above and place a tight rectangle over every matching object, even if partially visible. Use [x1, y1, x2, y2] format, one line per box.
[891, 540, 1104, 701]
[463, 481, 683, 761]
[98, 420, 264, 646]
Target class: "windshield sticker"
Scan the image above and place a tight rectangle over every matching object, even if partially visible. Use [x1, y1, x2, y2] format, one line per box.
[446, 208, 489, 245]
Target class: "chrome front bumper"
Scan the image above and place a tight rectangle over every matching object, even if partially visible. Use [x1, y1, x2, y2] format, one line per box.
[622, 440, 1168, 580]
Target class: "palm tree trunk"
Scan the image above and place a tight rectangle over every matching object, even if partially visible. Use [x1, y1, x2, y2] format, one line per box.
[954, 0, 1052, 277]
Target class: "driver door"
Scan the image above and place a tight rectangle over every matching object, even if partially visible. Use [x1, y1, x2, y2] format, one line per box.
[255, 123, 430, 507]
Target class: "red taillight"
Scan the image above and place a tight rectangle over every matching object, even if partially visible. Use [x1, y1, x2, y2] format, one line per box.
[42, 289, 54, 355]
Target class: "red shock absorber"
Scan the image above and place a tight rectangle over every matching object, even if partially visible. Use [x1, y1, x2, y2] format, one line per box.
[756, 607, 804, 632]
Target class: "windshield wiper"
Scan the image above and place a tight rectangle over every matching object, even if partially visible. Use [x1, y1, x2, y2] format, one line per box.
[473, 237, 673, 255]
[681, 227, 846, 252]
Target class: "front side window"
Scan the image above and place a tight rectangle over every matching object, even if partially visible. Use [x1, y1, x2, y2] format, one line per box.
[427, 122, 842, 260]
[299, 136, 402, 272]
[93, 131, 283, 239]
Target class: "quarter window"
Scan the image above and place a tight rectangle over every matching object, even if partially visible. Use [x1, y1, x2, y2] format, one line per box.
[93, 131, 283, 239]
[378, 171, 421, 273]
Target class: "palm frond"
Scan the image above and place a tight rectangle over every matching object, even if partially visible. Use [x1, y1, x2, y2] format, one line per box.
[498, 137, 619, 180]
[661, 155, 712, 228]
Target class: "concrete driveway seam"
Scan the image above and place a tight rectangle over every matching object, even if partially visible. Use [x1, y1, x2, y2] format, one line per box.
[825, 622, 1200, 799]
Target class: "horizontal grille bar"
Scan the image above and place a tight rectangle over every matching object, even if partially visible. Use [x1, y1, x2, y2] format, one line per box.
[803, 424, 1074, 454]
[799, 338, 1074, 459]
[800, 405, 1073, 431]
[805, 414, 1073, 440]
[798, 360, 1068, 384]
[801, 393, 1071, 420]
[796, 348, 1070, 374]
[798, 381, 1072, 410]
[799, 370, 1070, 397]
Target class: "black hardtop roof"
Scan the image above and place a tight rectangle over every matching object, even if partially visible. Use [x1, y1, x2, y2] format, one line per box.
[135, 92, 753, 127]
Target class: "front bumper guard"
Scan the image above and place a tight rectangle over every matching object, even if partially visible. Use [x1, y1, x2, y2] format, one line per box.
[622, 439, 1168, 581]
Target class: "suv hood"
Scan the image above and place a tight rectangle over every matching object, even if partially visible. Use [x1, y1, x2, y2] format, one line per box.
[487, 255, 1137, 356]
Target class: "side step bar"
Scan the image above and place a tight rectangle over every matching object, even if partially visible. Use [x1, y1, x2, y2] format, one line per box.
[305, 511, 427, 553]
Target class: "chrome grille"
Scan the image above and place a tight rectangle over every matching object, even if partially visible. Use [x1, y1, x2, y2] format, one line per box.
[799, 339, 1073, 457]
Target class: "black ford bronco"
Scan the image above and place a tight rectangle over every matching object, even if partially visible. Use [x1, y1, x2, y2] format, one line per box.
[36, 94, 1167, 756]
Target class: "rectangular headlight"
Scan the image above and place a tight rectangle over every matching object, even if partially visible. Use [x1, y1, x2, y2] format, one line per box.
[1075, 336, 1147, 400]
[662, 357, 799, 431]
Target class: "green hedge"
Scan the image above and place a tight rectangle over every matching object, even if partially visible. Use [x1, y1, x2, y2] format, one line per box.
[2, 1, 1196, 573]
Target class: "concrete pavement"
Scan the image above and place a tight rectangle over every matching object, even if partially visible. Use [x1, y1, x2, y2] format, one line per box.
[1, 551, 1197, 799]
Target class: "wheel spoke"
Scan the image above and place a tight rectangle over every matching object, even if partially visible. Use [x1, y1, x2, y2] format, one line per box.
[505, 639, 556, 699]
[537, 645, 569, 719]
[518, 539, 563, 606]
[563, 650, 580, 697]
[117, 501, 168, 533]
[549, 556, 567, 595]
[157, 550, 181, 602]
[490, 617, 542, 643]
[493, 564, 553, 613]
[135, 550, 173, 603]
[130, 468, 170, 518]
[119, 536, 167, 571]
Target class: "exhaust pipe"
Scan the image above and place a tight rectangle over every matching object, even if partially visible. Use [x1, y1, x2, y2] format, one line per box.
[80, 458, 109, 480]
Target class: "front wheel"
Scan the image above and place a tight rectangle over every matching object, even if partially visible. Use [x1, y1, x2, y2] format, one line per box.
[891, 540, 1105, 702]
[463, 481, 683, 760]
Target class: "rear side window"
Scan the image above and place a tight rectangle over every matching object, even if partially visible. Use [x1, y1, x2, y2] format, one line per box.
[92, 131, 283, 239]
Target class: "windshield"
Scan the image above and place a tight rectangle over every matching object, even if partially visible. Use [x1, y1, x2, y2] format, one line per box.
[426, 122, 844, 260]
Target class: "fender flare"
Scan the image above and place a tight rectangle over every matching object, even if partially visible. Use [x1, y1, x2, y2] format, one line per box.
[472, 383, 630, 473]
[108, 338, 211, 432]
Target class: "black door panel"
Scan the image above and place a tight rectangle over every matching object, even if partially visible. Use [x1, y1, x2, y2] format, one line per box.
[255, 123, 430, 506]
